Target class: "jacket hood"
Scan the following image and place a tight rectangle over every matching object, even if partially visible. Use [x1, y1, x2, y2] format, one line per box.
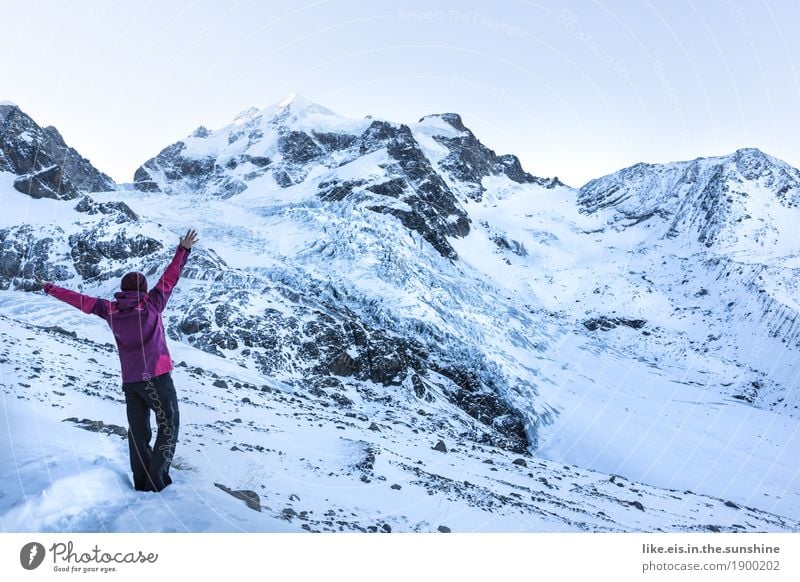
[114, 290, 147, 311]
[121, 271, 148, 293]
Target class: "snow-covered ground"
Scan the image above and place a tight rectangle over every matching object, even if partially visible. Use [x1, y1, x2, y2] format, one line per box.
[1, 295, 796, 532]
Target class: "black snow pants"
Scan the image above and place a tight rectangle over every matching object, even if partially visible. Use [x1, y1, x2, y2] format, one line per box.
[122, 372, 180, 492]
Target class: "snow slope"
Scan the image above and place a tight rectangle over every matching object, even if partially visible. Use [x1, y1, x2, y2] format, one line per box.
[1, 295, 795, 533]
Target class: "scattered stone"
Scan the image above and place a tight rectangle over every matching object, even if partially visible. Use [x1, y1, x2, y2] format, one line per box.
[627, 500, 645, 511]
[368, 422, 381, 431]
[62, 417, 127, 439]
[213, 379, 228, 388]
[213, 482, 261, 512]
[583, 317, 646, 332]
[724, 500, 740, 509]
[391, 484, 402, 490]
[437, 525, 451, 533]
[43, 326, 78, 339]
[381, 523, 391, 533]
[512, 458, 527, 467]
[433, 440, 448, 453]
[241, 397, 251, 404]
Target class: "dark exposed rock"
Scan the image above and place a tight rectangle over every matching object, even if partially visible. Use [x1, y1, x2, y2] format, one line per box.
[133, 141, 247, 198]
[14, 165, 80, 200]
[583, 317, 646, 332]
[191, 126, 210, 138]
[281, 507, 297, 519]
[317, 179, 365, 202]
[312, 131, 357, 152]
[418, 113, 557, 200]
[627, 500, 645, 511]
[178, 312, 212, 335]
[74, 195, 139, 221]
[411, 373, 434, 402]
[437, 525, 451, 533]
[512, 458, 528, 467]
[353, 441, 378, 483]
[132, 166, 160, 192]
[246, 155, 271, 167]
[491, 234, 528, 257]
[0, 225, 71, 290]
[431, 112, 467, 132]
[433, 439, 448, 453]
[42, 325, 78, 339]
[381, 122, 471, 258]
[68, 229, 163, 280]
[63, 417, 127, 439]
[0, 103, 115, 192]
[431, 362, 529, 453]
[271, 169, 293, 188]
[214, 482, 262, 512]
[278, 130, 324, 164]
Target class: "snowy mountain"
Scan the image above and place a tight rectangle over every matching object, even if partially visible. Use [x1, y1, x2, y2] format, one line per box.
[569, 148, 800, 412]
[0, 102, 115, 199]
[578, 147, 800, 251]
[1, 95, 798, 532]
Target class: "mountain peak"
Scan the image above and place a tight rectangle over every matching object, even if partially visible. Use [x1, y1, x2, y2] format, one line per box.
[0, 102, 114, 194]
[277, 92, 306, 109]
[733, 146, 766, 158]
[0, 100, 21, 124]
[272, 93, 336, 117]
[233, 106, 260, 124]
[418, 113, 467, 133]
[730, 147, 772, 168]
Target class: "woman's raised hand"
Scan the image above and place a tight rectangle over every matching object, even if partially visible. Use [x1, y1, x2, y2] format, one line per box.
[180, 229, 199, 250]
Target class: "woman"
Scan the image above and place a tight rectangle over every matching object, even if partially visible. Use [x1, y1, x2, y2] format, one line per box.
[36, 229, 199, 492]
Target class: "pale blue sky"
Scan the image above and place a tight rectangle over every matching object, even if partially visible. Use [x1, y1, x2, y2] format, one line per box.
[2, 0, 797, 187]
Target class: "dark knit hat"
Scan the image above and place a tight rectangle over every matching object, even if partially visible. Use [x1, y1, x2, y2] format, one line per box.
[120, 272, 148, 292]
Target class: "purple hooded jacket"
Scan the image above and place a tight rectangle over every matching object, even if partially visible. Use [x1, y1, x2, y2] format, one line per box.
[44, 245, 191, 384]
